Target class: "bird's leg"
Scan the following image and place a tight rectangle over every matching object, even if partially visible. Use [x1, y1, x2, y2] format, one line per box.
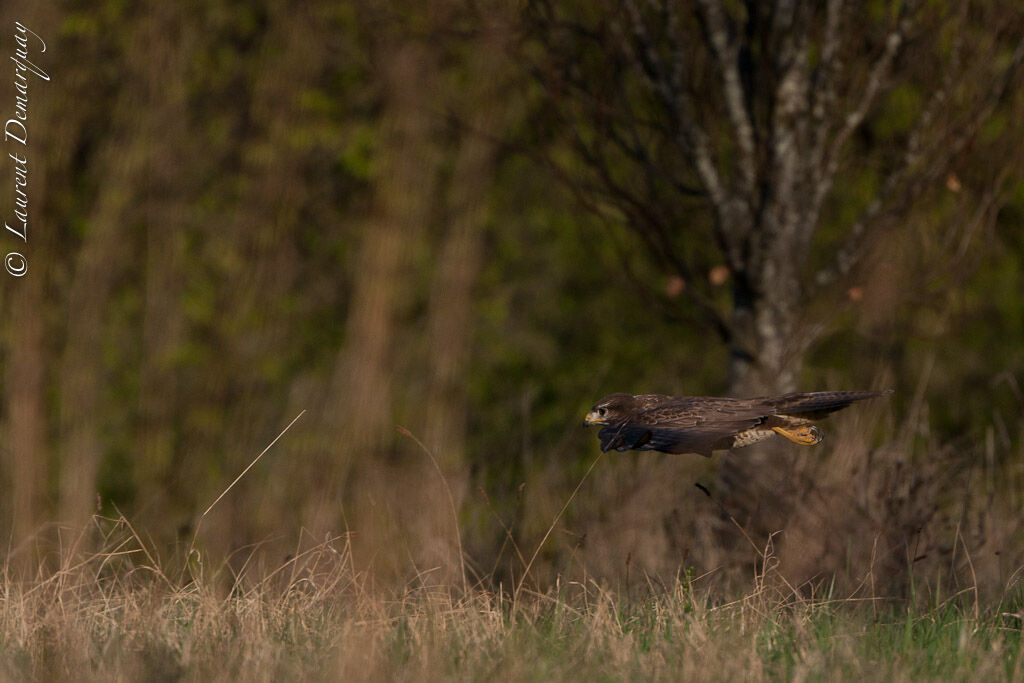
[771, 425, 823, 446]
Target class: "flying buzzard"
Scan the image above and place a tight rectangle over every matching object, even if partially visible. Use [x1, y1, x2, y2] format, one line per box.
[584, 390, 891, 456]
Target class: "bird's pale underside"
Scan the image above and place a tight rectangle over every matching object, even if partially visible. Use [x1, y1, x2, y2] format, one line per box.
[584, 390, 891, 457]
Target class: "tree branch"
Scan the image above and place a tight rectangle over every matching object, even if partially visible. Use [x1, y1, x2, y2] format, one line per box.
[809, 0, 845, 154]
[694, 0, 757, 202]
[811, 4, 910, 224]
[813, 14, 1024, 290]
[619, 0, 732, 254]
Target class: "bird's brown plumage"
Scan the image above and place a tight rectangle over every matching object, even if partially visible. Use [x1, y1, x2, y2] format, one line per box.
[583, 390, 891, 456]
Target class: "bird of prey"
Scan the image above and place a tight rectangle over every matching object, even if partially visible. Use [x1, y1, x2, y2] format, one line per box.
[584, 390, 891, 456]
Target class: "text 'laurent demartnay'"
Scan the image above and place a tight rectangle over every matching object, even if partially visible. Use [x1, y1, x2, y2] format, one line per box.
[4, 21, 49, 277]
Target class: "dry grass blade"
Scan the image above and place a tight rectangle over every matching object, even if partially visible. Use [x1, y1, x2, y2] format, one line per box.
[513, 450, 604, 611]
[396, 425, 469, 595]
[184, 410, 306, 576]
[200, 410, 306, 519]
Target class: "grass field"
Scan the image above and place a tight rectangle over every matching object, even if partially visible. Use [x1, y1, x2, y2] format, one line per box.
[1, 518, 1022, 682]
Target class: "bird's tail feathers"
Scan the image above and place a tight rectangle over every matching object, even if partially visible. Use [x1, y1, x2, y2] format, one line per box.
[770, 389, 893, 418]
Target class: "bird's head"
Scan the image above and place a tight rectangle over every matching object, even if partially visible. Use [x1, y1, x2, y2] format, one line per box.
[584, 393, 635, 426]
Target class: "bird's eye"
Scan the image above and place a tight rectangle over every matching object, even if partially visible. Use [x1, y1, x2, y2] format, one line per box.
[598, 407, 606, 416]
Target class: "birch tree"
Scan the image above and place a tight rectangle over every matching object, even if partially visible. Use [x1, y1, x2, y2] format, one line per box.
[529, 0, 1024, 395]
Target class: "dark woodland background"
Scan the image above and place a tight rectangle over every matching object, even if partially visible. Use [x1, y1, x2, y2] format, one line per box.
[1, 0, 1023, 601]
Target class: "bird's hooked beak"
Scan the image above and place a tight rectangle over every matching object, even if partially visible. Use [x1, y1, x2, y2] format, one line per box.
[583, 409, 604, 426]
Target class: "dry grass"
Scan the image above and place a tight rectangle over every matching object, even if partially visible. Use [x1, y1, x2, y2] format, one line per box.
[3, 407, 1022, 680]
[1, 516, 1022, 682]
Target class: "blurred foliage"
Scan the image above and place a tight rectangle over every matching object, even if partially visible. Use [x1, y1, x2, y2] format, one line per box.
[0, 0, 1021, 596]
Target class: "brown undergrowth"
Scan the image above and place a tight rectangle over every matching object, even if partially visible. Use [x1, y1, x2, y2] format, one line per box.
[2, 401, 1023, 680]
[0, 512, 1023, 681]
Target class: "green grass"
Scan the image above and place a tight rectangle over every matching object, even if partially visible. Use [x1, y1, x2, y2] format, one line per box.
[1, 521, 1022, 681]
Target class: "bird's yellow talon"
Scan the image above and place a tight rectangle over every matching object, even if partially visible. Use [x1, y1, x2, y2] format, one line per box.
[771, 425, 822, 446]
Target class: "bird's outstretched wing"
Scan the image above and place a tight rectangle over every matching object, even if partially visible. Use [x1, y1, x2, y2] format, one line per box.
[597, 398, 770, 457]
